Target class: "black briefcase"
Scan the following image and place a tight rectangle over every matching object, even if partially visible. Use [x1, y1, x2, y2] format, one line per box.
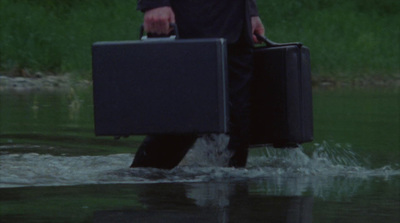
[250, 36, 313, 147]
[92, 37, 229, 136]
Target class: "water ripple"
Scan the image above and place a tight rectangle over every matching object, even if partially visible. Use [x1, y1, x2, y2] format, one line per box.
[1, 145, 399, 189]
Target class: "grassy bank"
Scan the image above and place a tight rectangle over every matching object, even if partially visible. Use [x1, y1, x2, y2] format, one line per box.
[0, 0, 141, 79]
[0, 0, 399, 81]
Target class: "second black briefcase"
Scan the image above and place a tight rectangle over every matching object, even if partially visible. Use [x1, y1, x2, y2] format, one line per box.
[250, 36, 313, 147]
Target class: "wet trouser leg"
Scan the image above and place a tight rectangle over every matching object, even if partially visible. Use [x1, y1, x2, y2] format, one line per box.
[226, 44, 254, 167]
[130, 134, 198, 169]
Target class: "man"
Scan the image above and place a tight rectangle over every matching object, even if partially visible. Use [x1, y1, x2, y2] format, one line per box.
[131, 0, 265, 169]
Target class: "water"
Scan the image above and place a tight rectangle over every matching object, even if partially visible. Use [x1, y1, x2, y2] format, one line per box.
[0, 86, 399, 222]
[1, 145, 399, 187]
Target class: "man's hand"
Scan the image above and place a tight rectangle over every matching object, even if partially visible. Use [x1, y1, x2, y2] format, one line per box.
[251, 16, 265, 44]
[143, 6, 175, 35]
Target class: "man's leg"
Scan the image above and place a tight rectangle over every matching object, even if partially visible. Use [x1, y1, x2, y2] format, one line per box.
[130, 134, 197, 169]
[226, 44, 254, 168]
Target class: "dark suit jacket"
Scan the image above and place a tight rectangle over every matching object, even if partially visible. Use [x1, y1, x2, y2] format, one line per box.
[137, 0, 259, 45]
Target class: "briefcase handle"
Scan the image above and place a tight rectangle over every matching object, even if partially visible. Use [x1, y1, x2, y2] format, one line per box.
[139, 23, 179, 40]
[255, 34, 303, 48]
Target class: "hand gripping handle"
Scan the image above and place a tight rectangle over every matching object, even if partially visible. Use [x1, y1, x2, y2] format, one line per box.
[255, 33, 303, 48]
[139, 23, 179, 40]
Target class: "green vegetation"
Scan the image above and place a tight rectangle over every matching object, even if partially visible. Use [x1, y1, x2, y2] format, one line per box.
[0, 0, 399, 81]
[0, 0, 141, 79]
[257, 0, 400, 81]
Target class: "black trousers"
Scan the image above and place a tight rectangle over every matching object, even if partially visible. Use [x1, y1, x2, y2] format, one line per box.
[130, 43, 254, 169]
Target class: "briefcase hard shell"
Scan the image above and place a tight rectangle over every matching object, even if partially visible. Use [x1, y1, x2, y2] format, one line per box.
[92, 38, 228, 136]
[250, 42, 313, 147]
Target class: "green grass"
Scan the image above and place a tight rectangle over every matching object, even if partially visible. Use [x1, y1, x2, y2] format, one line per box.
[0, 0, 141, 79]
[0, 0, 399, 81]
[257, 0, 400, 80]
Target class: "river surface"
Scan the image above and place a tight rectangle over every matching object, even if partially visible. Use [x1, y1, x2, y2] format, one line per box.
[0, 85, 399, 222]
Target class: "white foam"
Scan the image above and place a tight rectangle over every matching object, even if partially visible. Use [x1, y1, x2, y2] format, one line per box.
[180, 134, 231, 167]
[1, 141, 399, 190]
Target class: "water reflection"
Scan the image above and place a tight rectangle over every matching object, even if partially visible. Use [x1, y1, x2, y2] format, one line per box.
[1, 177, 398, 223]
[31, 95, 39, 119]
[1, 86, 399, 222]
[67, 87, 82, 121]
[94, 182, 313, 223]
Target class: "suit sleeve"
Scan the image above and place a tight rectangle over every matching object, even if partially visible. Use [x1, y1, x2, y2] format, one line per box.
[137, 0, 171, 12]
[249, 0, 259, 16]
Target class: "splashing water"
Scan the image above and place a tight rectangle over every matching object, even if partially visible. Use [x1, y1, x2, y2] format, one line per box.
[0, 139, 399, 190]
[180, 134, 231, 167]
[248, 142, 361, 175]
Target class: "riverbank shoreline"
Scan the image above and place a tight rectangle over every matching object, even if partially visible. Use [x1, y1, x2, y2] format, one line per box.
[311, 75, 400, 88]
[0, 74, 91, 91]
[1, 73, 399, 92]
